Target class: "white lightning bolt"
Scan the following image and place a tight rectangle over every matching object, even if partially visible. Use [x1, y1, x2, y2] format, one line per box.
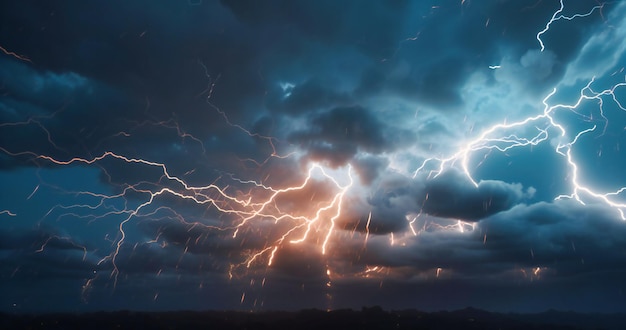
[414, 76, 626, 219]
[536, 0, 605, 52]
[411, 1, 626, 221]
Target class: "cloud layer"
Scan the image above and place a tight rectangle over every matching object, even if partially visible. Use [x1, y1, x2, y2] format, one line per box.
[1, 0, 626, 313]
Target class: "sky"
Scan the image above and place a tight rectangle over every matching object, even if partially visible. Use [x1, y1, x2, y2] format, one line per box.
[1, 0, 626, 314]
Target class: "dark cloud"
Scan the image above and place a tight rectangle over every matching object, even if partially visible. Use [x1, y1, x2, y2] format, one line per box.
[338, 171, 422, 235]
[266, 78, 352, 115]
[0, 227, 97, 287]
[479, 201, 626, 274]
[421, 169, 532, 221]
[267, 244, 328, 280]
[312, 199, 626, 311]
[0, 58, 136, 165]
[0, 227, 85, 252]
[220, 0, 409, 58]
[290, 105, 412, 166]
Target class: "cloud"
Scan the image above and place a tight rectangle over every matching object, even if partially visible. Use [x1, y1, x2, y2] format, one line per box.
[220, 0, 409, 58]
[561, 2, 626, 85]
[289, 105, 411, 166]
[479, 201, 626, 274]
[420, 169, 533, 221]
[352, 154, 390, 185]
[0, 58, 142, 168]
[0, 227, 97, 283]
[337, 170, 421, 235]
[266, 78, 353, 115]
[493, 49, 561, 95]
[344, 199, 626, 282]
[337, 166, 533, 237]
[1, 0, 625, 313]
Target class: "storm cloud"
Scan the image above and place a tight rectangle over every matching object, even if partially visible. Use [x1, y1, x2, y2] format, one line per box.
[1, 0, 626, 313]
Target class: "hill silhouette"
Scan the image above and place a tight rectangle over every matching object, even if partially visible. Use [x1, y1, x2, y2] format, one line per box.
[2, 307, 624, 330]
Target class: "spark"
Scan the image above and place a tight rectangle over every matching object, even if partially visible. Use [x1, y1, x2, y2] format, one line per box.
[27, 185, 40, 200]
[407, 215, 418, 236]
[363, 211, 372, 248]
[196, 61, 220, 100]
[0, 210, 17, 217]
[326, 268, 332, 287]
[365, 266, 380, 273]
[405, 31, 421, 42]
[536, 0, 605, 52]
[81, 274, 96, 303]
[519, 266, 548, 281]
[267, 246, 279, 266]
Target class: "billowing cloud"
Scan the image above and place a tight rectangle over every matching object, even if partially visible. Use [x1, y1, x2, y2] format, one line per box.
[290, 105, 409, 166]
[420, 169, 533, 221]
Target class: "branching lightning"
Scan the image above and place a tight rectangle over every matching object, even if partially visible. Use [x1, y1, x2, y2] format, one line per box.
[536, 0, 605, 52]
[1, 144, 353, 285]
[413, 1, 626, 220]
[414, 77, 626, 218]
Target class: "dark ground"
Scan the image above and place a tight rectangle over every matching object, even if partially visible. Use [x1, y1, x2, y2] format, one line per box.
[2, 306, 625, 330]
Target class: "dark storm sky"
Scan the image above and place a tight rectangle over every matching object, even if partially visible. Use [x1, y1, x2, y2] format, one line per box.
[1, 0, 626, 313]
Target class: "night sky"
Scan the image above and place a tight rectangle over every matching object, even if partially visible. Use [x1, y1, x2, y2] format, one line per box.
[2, 0, 626, 314]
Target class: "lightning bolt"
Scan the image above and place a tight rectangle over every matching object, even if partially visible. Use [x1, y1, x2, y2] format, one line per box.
[0, 51, 355, 290]
[1, 141, 353, 285]
[239, 164, 353, 267]
[414, 77, 626, 218]
[413, 2, 626, 221]
[536, 0, 605, 52]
